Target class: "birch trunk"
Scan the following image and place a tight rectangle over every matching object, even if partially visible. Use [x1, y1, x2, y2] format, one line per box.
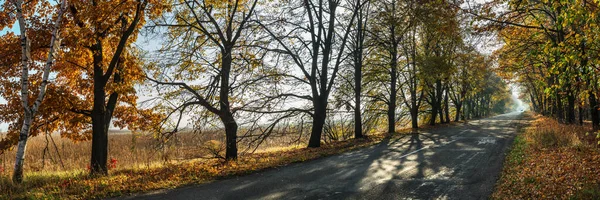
[12, 0, 67, 183]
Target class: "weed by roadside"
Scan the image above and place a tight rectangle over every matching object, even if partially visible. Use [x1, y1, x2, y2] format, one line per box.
[492, 113, 600, 199]
[0, 135, 384, 199]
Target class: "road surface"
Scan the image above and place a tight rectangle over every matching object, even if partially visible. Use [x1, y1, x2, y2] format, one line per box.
[117, 112, 525, 200]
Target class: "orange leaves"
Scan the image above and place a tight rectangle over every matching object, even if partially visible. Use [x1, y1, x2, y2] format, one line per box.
[0, 0, 168, 150]
[492, 115, 600, 199]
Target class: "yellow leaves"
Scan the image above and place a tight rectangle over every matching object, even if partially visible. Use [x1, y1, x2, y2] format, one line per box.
[493, 114, 600, 199]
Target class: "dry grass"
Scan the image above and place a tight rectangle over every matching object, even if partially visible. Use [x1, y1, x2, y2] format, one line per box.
[523, 115, 587, 149]
[0, 132, 207, 177]
[492, 113, 600, 199]
[0, 133, 386, 199]
[0, 115, 465, 199]
[0, 128, 312, 177]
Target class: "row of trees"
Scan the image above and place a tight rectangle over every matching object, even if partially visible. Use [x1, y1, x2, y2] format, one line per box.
[486, 0, 600, 128]
[0, 0, 512, 183]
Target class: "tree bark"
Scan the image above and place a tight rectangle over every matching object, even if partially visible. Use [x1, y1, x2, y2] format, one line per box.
[12, 0, 67, 183]
[354, 75, 363, 138]
[90, 106, 109, 175]
[454, 102, 462, 122]
[410, 105, 418, 130]
[567, 91, 576, 124]
[308, 98, 326, 147]
[220, 45, 238, 159]
[388, 46, 398, 134]
[429, 80, 443, 125]
[429, 97, 438, 126]
[222, 113, 238, 160]
[578, 105, 583, 125]
[555, 92, 563, 123]
[13, 113, 32, 183]
[353, 6, 365, 139]
[590, 91, 599, 131]
[443, 89, 450, 123]
[90, 39, 109, 175]
[87, 1, 145, 174]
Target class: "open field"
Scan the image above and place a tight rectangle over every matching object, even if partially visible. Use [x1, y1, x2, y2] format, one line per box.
[0, 128, 310, 177]
[0, 113, 433, 177]
[0, 132, 385, 199]
[0, 117, 468, 199]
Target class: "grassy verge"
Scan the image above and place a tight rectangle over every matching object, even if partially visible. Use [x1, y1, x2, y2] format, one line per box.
[492, 113, 600, 199]
[0, 133, 388, 199]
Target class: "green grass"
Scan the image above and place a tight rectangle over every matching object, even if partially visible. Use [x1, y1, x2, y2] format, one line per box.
[506, 135, 527, 166]
[570, 185, 600, 200]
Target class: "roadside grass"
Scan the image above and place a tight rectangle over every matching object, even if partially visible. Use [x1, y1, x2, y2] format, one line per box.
[492, 113, 600, 199]
[0, 133, 389, 199]
[0, 118, 472, 199]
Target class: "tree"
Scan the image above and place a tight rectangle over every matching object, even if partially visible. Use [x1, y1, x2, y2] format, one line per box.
[368, 0, 413, 133]
[261, 0, 360, 147]
[417, 0, 460, 126]
[449, 48, 480, 122]
[146, 0, 260, 160]
[57, 0, 166, 175]
[349, 0, 370, 138]
[399, 23, 425, 131]
[0, 0, 67, 183]
[479, 0, 600, 128]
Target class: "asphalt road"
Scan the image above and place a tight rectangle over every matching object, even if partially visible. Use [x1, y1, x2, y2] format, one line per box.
[118, 112, 525, 200]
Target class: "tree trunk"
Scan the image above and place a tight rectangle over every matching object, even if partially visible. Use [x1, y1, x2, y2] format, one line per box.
[410, 106, 418, 130]
[461, 101, 466, 120]
[11, 0, 66, 183]
[429, 97, 438, 126]
[308, 98, 326, 147]
[467, 99, 473, 119]
[388, 100, 396, 133]
[388, 48, 398, 134]
[88, 0, 142, 175]
[222, 112, 238, 160]
[12, 112, 32, 183]
[529, 92, 538, 112]
[590, 91, 599, 131]
[89, 39, 109, 175]
[555, 92, 563, 123]
[438, 105, 444, 124]
[12, 0, 32, 183]
[354, 87, 363, 138]
[454, 103, 462, 122]
[578, 105, 583, 125]
[353, 15, 364, 139]
[443, 90, 450, 123]
[90, 108, 109, 175]
[409, 86, 419, 131]
[567, 92, 576, 124]
[430, 80, 443, 125]
[221, 46, 238, 159]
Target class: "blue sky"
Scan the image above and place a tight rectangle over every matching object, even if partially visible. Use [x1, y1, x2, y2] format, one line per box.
[0, 22, 18, 35]
[0, 18, 17, 132]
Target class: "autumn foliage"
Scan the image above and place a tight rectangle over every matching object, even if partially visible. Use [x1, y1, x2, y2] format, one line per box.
[493, 113, 600, 199]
